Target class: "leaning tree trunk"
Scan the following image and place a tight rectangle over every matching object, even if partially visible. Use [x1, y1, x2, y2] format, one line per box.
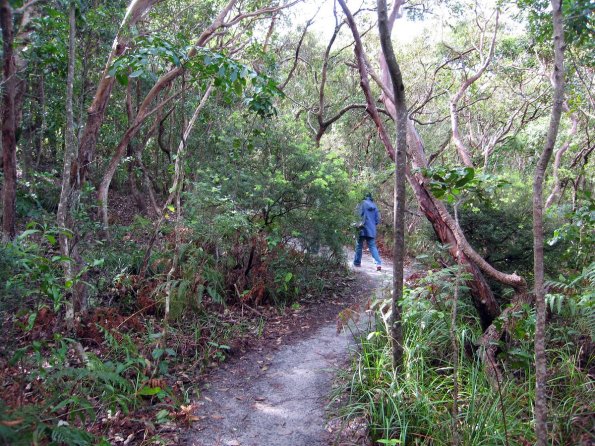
[374, 13, 527, 329]
[96, 0, 296, 233]
[72, 0, 160, 188]
[1, 0, 17, 241]
[339, 0, 528, 348]
[97, 89, 180, 235]
[377, 0, 407, 370]
[140, 83, 214, 277]
[534, 1, 565, 444]
[407, 169, 502, 328]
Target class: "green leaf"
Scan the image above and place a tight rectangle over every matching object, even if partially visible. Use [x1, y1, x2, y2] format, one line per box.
[44, 234, 57, 245]
[165, 348, 176, 357]
[18, 229, 40, 239]
[9, 347, 27, 366]
[137, 386, 162, 396]
[129, 69, 144, 78]
[152, 348, 165, 360]
[115, 71, 128, 86]
[26, 312, 38, 331]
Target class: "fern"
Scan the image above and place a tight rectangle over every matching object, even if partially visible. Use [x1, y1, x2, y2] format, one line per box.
[50, 424, 93, 446]
[545, 262, 595, 340]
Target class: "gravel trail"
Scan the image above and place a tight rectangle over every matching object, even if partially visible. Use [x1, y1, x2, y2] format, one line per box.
[185, 251, 392, 446]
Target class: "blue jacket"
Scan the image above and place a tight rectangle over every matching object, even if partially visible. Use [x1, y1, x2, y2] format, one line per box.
[358, 198, 380, 238]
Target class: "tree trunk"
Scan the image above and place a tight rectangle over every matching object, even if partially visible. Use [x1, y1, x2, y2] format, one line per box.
[126, 80, 145, 211]
[140, 84, 213, 277]
[377, 0, 406, 370]
[57, 3, 82, 322]
[72, 0, 160, 188]
[98, 90, 179, 234]
[407, 170, 501, 328]
[451, 202, 462, 446]
[135, 113, 162, 215]
[545, 109, 577, 208]
[534, 1, 565, 444]
[339, 0, 528, 340]
[35, 73, 46, 169]
[1, 0, 17, 241]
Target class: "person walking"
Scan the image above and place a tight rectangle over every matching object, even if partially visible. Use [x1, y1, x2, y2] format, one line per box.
[353, 192, 382, 271]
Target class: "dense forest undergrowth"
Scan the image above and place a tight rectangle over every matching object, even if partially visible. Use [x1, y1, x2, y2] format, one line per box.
[335, 256, 594, 445]
[1, 0, 594, 445]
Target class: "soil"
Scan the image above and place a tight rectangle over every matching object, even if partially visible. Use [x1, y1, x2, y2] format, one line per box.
[184, 251, 396, 446]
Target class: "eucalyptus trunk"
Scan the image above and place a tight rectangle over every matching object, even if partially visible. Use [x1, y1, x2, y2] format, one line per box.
[377, 0, 406, 370]
[533, 1, 565, 443]
[57, 2, 82, 321]
[73, 0, 159, 188]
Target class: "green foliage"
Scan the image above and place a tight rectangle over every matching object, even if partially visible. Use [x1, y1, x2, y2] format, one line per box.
[337, 266, 594, 445]
[16, 172, 61, 218]
[1, 224, 103, 312]
[108, 36, 283, 116]
[421, 166, 510, 204]
[548, 198, 595, 269]
[0, 332, 152, 445]
[520, 0, 595, 63]
[108, 35, 188, 84]
[455, 175, 563, 282]
[195, 116, 355, 253]
[546, 262, 595, 340]
[420, 165, 476, 201]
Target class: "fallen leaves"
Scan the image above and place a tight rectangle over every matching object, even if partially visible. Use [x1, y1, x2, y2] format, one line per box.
[0, 419, 24, 427]
[173, 404, 201, 424]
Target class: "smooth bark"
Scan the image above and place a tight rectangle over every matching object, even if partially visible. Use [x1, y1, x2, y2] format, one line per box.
[377, 0, 406, 370]
[449, 10, 499, 167]
[57, 3, 78, 323]
[97, 88, 182, 234]
[73, 0, 160, 188]
[533, 1, 565, 443]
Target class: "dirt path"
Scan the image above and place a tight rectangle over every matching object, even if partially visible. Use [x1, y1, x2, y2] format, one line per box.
[184, 251, 392, 446]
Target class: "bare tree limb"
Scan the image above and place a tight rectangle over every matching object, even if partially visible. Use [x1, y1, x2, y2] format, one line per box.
[279, 18, 313, 90]
[449, 9, 499, 167]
